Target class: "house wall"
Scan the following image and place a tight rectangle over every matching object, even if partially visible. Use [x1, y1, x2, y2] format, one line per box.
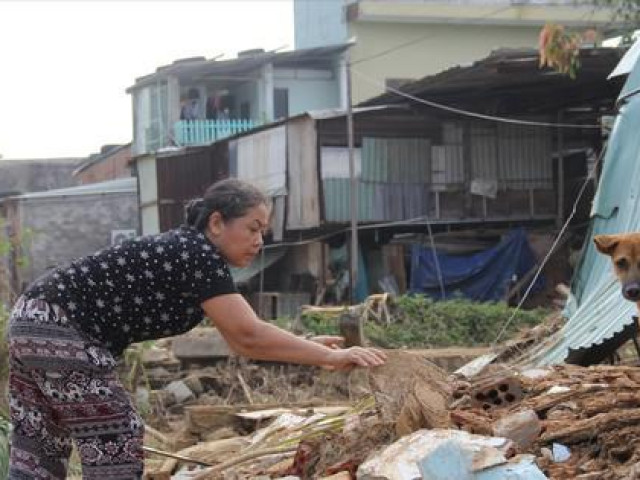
[317, 114, 556, 223]
[349, 22, 541, 103]
[133, 87, 151, 156]
[234, 79, 261, 121]
[137, 154, 160, 235]
[132, 82, 168, 156]
[14, 192, 139, 288]
[294, 0, 348, 49]
[155, 144, 229, 232]
[274, 68, 341, 116]
[344, 1, 615, 103]
[75, 145, 133, 185]
[0, 159, 81, 195]
[287, 116, 321, 230]
[136, 145, 238, 237]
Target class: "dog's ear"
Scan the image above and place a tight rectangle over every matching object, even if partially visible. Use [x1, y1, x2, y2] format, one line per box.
[594, 234, 620, 256]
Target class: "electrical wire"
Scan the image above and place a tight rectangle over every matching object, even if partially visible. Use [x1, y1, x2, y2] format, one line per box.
[352, 68, 603, 129]
[491, 142, 607, 348]
[350, 5, 513, 66]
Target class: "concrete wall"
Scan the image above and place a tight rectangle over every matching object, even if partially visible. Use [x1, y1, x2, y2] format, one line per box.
[137, 154, 159, 236]
[349, 21, 543, 103]
[13, 192, 139, 287]
[274, 67, 341, 116]
[294, 0, 348, 49]
[296, 1, 616, 104]
[0, 159, 81, 195]
[234, 79, 261, 121]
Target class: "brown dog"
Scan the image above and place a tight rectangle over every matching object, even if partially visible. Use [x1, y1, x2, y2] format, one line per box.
[594, 233, 640, 307]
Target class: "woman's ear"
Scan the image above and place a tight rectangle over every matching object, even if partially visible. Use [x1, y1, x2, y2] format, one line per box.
[207, 211, 225, 237]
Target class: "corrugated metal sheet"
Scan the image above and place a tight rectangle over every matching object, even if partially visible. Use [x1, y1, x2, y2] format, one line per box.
[323, 179, 429, 223]
[609, 37, 640, 79]
[443, 122, 463, 145]
[470, 124, 498, 182]
[497, 124, 553, 190]
[323, 179, 381, 222]
[361, 137, 431, 183]
[156, 145, 229, 231]
[233, 125, 287, 196]
[320, 147, 362, 179]
[532, 55, 640, 366]
[11, 178, 137, 200]
[287, 117, 321, 229]
[431, 145, 464, 189]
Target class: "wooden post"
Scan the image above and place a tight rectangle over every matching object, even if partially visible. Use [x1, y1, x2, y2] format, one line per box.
[557, 112, 565, 228]
[463, 121, 473, 217]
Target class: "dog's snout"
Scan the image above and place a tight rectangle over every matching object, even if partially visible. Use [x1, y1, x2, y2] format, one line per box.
[623, 283, 640, 301]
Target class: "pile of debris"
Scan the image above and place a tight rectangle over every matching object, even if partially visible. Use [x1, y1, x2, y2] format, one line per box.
[136, 315, 640, 479]
[137, 327, 358, 478]
[450, 362, 640, 480]
[141, 348, 452, 479]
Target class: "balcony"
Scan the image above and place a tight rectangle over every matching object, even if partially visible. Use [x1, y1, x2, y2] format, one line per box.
[174, 119, 261, 147]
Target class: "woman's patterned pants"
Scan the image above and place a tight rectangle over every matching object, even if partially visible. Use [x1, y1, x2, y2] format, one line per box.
[7, 297, 144, 479]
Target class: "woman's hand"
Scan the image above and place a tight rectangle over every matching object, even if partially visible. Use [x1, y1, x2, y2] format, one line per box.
[309, 335, 345, 349]
[323, 346, 387, 370]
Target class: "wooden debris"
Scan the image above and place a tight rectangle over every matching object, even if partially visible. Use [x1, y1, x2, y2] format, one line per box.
[143, 446, 214, 467]
[451, 363, 640, 479]
[191, 446, 298, 480]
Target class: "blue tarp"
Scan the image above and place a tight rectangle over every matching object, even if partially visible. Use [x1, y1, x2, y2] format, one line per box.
[409, 228, 543, 302]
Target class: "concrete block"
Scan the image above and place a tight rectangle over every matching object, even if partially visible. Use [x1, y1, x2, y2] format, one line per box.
[470, 375, 522, 410]
[172, 327, 232, 360]
[163, 380, 195, 404]
[418, 443, 548, 480]
[492, 409, 541, 450]
[183, 374, 204, 395]
[357, 429, 513, 480]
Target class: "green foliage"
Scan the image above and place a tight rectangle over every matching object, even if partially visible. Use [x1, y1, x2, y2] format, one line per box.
[295, 295, 549, 349]
[0, 218, 33, 306]
[0, 305, 8, 382]
[0, 412, 8, 480]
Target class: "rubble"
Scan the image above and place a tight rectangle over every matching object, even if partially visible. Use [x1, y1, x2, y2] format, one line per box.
[451, 363, 640, 479]
[491, 409, 541, 450]
[136, 317, 640, 480]
[357, 429, 514, 479]
[172, 327, 232, 361]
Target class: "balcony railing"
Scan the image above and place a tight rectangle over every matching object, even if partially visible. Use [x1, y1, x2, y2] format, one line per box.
[174, 119, 260, 146]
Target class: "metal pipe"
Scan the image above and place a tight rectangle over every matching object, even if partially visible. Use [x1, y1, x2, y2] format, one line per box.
[346, 47, 358, 305]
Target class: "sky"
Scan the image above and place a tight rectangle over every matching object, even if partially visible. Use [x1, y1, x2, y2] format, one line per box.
[0, 0, 294, 159]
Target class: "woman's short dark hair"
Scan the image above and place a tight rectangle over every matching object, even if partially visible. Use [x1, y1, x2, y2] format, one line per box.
[184, 179, 268, 231]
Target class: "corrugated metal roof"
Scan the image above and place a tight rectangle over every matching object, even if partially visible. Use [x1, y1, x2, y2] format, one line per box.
[532, 52, 640, 366]
[360, 48, 625, 115]
[72, 143, 131, 175]
[127, 44, 349, 93]
[609, 38, 640, 79]
[8, 177, 137, 200]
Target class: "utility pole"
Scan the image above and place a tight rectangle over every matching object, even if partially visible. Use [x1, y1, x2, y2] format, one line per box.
[345, 45, 358, 305]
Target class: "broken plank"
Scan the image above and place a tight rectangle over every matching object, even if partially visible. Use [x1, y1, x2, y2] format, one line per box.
[541, 408, 640, 444]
